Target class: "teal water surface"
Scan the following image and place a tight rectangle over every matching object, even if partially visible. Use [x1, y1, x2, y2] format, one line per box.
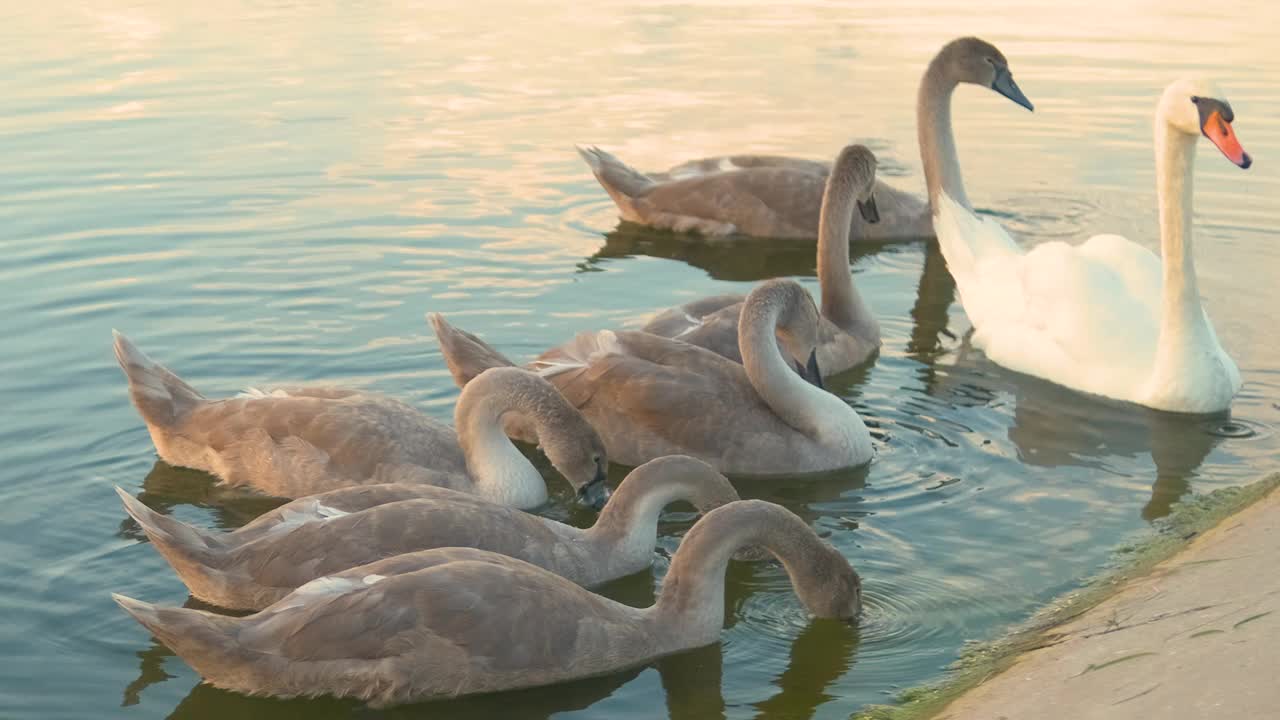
[2, 1, 1279, 719]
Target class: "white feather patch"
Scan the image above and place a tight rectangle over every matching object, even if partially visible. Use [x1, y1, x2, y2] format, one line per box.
[314, 503, 349, 519]
[293, 575, 365, 597]
[237, 387, 290, 399]
[531, 360, 584, 378]
[274, 501, 350, 533]
[673, 312, 705, 339]
[595, 330, 622, 356]
[531, 329, 625, 377]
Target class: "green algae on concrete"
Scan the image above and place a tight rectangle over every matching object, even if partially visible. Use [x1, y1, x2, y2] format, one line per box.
[853, 472, 1280, 720]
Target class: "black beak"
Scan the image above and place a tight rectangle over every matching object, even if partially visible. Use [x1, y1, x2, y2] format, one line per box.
[794, 349, 824, 389]
[576, 468, 609, 511]
[857, 196, 880, 224]
[992, 67, 1033, 112]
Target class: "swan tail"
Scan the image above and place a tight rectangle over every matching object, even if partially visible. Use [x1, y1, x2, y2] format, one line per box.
[112, 330, 207, 429]
[427, 313, 517, 388]
[116, 487, 238, 606]
[112, 593, 251, 681]
[575, 145, 653, 222]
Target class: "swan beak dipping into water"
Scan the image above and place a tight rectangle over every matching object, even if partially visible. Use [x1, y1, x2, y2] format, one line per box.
[1194, 95, 1252, 168]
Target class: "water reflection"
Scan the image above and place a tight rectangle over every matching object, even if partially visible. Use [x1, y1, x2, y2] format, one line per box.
[903, 240, 957, 364]
[161, 654, 657, 720]
[120, 557, 856, 720]
[150, 623, 854, 720]
[750, 621, 860, 720]
[658, 644, 726, 720]
[924, 329, 1227, 519]
[122, 639, 174, 708]
[824, 236, 1229, 522]
[115, 460, 287, 542]
[580, 223, 898, 282]
[733, 466, 872, 529]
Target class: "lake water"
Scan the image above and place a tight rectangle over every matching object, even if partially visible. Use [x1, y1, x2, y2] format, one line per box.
[2, 1, 1278, 718]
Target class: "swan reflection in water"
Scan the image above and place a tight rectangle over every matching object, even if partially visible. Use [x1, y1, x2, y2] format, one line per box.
[908, 239, 1224, 521]
[580, 222, 904, 283]
[136, 613, 856, 720]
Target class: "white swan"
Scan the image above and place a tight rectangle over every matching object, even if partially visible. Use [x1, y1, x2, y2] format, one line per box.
[931, 78, 1250, 413]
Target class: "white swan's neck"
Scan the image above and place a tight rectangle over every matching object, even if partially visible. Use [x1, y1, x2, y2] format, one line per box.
[456, 398, 547, 509]
[817, 173, 876, 337]
[918, 64, 967, 210]
[1153, 121, 1211, 356]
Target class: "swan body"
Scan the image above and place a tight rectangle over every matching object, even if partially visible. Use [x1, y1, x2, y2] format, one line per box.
[578, 36, 1033, 242]
[639, 145, 883, 376]
[113, 500, 860, 706]
[579, 145, 928, 240]
[112, 332, 608, 507]
[115, 456, 740, 610]
[431, 279, 873, 474]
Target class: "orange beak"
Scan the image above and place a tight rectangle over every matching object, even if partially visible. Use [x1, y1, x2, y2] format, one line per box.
[1202, 110, 1252, 169]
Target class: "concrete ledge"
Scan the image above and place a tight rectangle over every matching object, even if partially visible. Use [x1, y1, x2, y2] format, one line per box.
[855, 472, 1280, 720]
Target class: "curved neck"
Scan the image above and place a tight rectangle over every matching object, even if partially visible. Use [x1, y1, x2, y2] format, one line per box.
[584, 474, 692, 572]
[652, 502, 829, 647]
[918, 57, 968, 209]
[817, 174, 875, 336]
[454, 375, 548, 508]
[738, 289, 827, 436]
[585, 460, 735, 572]
[1154, 120, 1210, 356]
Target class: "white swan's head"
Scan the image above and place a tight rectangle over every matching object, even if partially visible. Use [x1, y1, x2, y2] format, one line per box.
[1159, 78, 1252, 169]
[935, 36, 1034, 112]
